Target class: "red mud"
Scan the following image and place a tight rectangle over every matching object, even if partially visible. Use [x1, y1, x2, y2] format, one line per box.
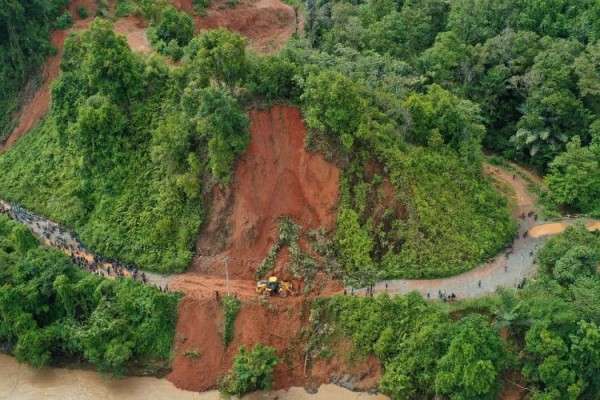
[167, 297, 306, 392]
[167, 296, 379, 392]
[166, 106, 367, 392]
[174, 0, 298, 53]
[190, 105, 340, 281]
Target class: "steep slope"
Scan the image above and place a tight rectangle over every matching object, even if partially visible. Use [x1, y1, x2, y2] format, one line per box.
[187, 105, 340, 282]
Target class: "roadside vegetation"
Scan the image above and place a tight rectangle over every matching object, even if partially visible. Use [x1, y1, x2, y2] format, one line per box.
[303, 0, 600, 217]
[0, 214, 179, 376]
[311, 224, 600, 400]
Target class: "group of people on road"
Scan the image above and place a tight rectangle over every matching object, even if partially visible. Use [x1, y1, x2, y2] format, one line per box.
[1, 201, 167, 291]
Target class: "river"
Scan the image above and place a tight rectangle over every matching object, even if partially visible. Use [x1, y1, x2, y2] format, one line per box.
[0, 354, 388, 400]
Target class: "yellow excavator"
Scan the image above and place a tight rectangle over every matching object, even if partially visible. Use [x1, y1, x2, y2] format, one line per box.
[256, 276, 294, 298]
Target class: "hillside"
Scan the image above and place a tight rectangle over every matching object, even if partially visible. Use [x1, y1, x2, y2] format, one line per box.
[1, 1, 600, 400]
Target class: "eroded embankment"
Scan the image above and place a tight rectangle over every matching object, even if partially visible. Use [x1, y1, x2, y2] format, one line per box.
[184, 105, 340, 283]
[165, 106, 378, 392]
[172, 0, 298, 53]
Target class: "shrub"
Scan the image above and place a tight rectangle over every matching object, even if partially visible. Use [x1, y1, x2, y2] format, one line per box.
[115, 1, 138, 17]
[220, 344, 279, 396]
[78, 6, 89, 19]
[155, 6, 194, 47]
[192, 0, 211, 14]
[0, 215, 180, 375]
[222, 295, 241, 346]
[54, 12, 73, 30]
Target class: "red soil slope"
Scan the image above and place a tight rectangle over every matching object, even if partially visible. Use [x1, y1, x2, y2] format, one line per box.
[173, 0, 298, 53]
[168, 295, 380, 392]
[166, 106, 374, 392]
[188, 105, 340, 282]
[114, 16, 151, 54]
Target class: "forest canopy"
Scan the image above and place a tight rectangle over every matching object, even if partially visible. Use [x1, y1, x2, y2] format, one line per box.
[0, 214, 179, 375]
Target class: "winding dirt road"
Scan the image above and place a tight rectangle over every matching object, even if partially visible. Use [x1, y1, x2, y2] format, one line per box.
[356, 164, 600, 299]
[2, 163, 599, 301]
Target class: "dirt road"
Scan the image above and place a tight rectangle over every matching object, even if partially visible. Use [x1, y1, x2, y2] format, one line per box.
[357, 165, 599, 299]
[2, 163, 598, 300]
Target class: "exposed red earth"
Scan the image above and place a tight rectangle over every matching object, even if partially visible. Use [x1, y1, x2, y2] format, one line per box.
[165, 106, 377, 391]
[114, 16, 152, 54]
[186, 105, 340, 282]
[172, 0, 299, 53]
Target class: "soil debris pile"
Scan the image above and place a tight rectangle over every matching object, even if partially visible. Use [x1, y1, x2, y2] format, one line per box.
[173, 0, 298, 53]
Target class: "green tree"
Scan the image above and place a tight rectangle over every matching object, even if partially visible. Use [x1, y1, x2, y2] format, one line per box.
[220, 344, 278, 396]
[155, 6, 193, 47]
[537, 223, 600, 280]
[418, 31, 475, 90]
[80, 19, 144, 103]
[301, 70, 370, 149]
[191, 86, 249, 182]
[403, 84, 485, 160]
[435, 315, 507, 400]
[546, 136, 600, 214]
[186, 29, 248, 88]
[447, 0, 516, 44]
[512, 38, 588, 169]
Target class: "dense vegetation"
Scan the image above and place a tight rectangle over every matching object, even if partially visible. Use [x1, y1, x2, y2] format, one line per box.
[0, 0, 70, 140]
[220, 344, 279, 396]
[0, 7, 516, 280]
[0, 214, 179, 375]
[311, 224, 600, 399]
[221, 295, 241, 347]
[303, 0, 600, 216]
[0, 21, 249, 273]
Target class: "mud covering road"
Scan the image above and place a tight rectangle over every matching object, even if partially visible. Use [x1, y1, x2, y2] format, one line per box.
[0, 354, 388, 400]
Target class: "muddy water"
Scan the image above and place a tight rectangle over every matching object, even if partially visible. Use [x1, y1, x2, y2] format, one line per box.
[0, 354, 387, 400]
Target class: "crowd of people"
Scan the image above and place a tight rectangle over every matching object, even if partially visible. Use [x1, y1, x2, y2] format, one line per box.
[1, 200, 167, 291]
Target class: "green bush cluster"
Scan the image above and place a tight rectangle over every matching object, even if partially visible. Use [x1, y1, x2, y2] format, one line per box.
[220, 344, 279, 396]
[0, 214, 180, 375]
[312, 293, 508, 400]
[221, 295, 241, 347]
[147, 6, 195, 60]
[53, 12, 73, 30]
